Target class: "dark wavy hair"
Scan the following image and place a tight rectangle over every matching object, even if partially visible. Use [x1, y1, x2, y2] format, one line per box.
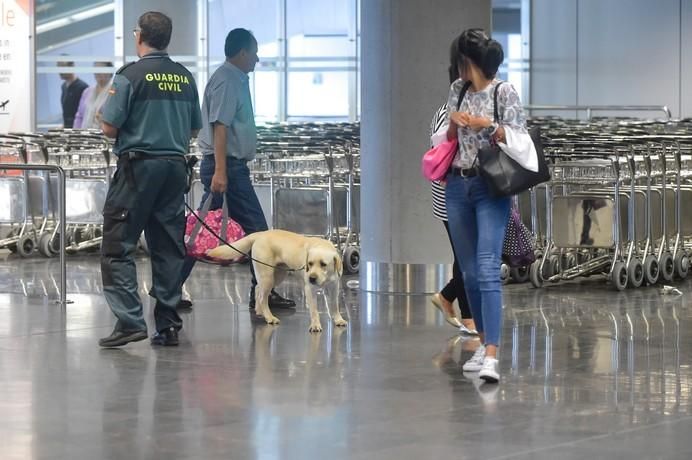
[448, 39, 460, 84]
[456, 28, 504, 79]
[138, 12, 172, 50]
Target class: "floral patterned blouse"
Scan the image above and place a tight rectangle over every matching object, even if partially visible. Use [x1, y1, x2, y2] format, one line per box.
[446, 78, 528, 169]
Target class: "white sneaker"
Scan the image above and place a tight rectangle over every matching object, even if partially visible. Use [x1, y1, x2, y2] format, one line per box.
[462, 344, 486, 372]
[479, 357, 500, 383]
[459, 323, 479, 335]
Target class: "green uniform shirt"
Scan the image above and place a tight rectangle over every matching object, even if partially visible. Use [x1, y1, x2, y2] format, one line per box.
[101, 51, 203, 156]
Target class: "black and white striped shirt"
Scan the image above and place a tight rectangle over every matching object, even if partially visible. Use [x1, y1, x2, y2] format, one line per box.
[430, 104, 448, 221]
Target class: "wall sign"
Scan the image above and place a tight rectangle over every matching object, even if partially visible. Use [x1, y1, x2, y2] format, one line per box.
[0, 0, 31, 133]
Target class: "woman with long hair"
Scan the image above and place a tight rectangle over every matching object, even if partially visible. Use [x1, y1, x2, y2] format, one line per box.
[444, 29, 534, 383]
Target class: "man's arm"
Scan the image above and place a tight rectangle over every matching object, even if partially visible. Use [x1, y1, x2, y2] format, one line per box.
[210, 122, 227, 193]
[101, 121, 118, 139]
[206, 79, 237, 194]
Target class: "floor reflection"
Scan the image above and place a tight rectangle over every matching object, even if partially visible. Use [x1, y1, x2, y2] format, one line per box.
[0, 256, 691, 459]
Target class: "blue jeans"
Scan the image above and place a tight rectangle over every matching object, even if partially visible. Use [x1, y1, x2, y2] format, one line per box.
[180, 155, 268, 285]
[445, 174, 510, 346]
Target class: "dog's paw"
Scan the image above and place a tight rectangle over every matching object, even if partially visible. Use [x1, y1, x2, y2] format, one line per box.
[334, 318, 348, 327]
[264, 315, 281, 325]
[309, 323, 323, 333]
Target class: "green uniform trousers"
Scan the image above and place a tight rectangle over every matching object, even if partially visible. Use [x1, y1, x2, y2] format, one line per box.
[101, 155, 186, 333]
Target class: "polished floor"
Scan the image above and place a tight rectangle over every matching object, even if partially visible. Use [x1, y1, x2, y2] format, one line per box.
[0, 255, 691, 459]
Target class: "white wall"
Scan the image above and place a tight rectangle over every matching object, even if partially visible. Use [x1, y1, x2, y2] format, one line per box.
[531, 0, 692, 119]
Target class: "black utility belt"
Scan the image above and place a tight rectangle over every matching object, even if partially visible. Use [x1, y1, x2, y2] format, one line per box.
[449, 166, 478, 178]
[116, 151, 193, 190]
[118, 151, 185, 162]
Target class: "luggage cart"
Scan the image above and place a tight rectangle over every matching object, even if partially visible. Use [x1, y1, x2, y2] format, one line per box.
[0, 136, 47, 257]
[36, 132, 112, 257]
[252, 123, 361, 274]
[530, 153, 629, 290]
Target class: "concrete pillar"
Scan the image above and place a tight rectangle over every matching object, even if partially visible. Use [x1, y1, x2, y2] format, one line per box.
[360, 0, 491, 293]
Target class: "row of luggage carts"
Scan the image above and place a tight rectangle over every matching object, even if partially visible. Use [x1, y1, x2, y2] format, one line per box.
[516, 118, 692, 290]
[0, 130, 111, 258]
[3, 124, 363, 272]
[7, 117, 692, 292]
[254, 122, 361, 274]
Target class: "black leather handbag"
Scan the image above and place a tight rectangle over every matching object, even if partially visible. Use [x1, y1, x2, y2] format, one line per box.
[475, 82, 551, 197]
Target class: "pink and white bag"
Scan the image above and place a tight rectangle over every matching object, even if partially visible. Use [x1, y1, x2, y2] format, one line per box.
[184, 194, 245, 260]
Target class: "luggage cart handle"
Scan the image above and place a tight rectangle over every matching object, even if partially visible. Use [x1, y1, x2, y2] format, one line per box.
[525, 105, 672, 121]
[0, 163, 69, 307]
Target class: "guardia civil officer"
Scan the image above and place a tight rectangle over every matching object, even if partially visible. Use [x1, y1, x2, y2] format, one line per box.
[98, 11, 202, 348]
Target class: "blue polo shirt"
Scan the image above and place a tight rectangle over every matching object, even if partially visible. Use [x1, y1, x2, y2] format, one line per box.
[197, 62, 257, 161]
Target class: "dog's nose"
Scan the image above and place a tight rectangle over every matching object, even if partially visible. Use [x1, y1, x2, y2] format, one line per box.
[309, 276, 317, 284]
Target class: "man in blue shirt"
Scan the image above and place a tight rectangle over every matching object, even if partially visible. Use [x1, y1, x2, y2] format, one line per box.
[178, 28, 295, 311]
[98, 11, 202, 348]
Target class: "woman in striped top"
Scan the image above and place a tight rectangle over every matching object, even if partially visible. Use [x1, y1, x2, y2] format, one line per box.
[429, 45, 477, 336]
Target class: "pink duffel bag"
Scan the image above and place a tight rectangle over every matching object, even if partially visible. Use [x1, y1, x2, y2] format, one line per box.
[421, 138, 458, 181]
[184, 194, 245, 260]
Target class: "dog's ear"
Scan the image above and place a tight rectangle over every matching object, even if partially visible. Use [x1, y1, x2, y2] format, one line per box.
[305, 250, 310, 272]
[334, 254, 343, 277]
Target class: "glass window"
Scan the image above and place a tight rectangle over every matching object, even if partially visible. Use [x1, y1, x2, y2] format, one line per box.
[286, 0, 357, 120]
[207, 0, 280, 121]
[492, 0, 530, 104]
[287, 71, 349, 118]
[251, 71, 280, 122]
[33, 0, 362, 129]
[35, 0, 116, 129]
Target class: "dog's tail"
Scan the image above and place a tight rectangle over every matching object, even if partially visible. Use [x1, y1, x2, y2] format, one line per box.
[206, 232, 261, 261]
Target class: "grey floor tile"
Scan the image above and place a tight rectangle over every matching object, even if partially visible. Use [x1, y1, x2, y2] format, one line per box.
[0, 256, 691, 459]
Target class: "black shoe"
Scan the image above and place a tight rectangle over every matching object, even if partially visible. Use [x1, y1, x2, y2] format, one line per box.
[151, 327, 179, 346]
[176, 299, 193, 310]
[248, 289, 297, 310]
[99, 328, 148, 348]
[270, 291, 297, 309]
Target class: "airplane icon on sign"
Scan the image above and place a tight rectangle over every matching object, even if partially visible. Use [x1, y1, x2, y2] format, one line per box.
[0, 100, 8, 110]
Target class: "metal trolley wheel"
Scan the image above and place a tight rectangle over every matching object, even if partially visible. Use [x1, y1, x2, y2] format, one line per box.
[49, 233, 64, 255]
[611, 261, 628, 291]
[674, 251, 689, 279]
[510, 266, 530, 283]
[643, 255, 659, 285]
[500, 263, 510, 284]
[659, 252, 674, 283]
[38, 232, 56, 258]
[343, 245, 360, 274]
[17, 234, 35, 258]
[529, 259, 545, 288]
[627, 258, 643, 288]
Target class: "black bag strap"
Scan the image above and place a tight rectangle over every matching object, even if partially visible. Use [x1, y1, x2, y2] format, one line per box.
[468, 81, 505, 170]
[456, 80, 504, 119]
[493, 81, 505, 123]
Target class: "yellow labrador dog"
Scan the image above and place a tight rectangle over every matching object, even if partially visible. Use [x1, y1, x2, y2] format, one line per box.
[207, 229, 347, 332]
